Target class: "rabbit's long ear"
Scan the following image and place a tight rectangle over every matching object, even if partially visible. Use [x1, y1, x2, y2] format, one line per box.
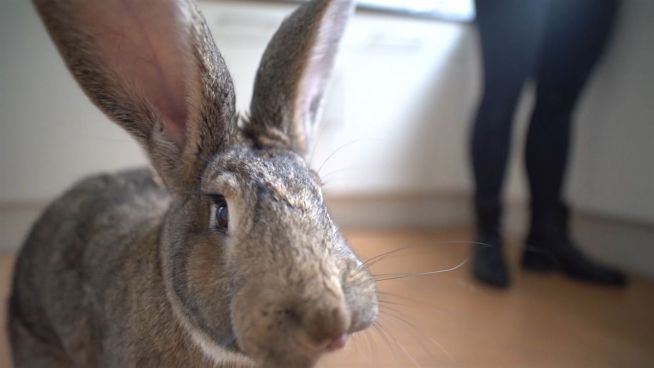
[246, 0, 354, 156]
[33, 0, 236, 191]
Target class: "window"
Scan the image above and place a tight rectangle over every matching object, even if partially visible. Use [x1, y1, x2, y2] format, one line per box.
[357, 0, 475, 22]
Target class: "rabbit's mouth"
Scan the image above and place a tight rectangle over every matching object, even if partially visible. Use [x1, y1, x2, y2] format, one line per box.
[231, 318, 350, 366]
[291, 329, 350, 354]
[326, 333, 349, 351]
[223, 334, 244, 353]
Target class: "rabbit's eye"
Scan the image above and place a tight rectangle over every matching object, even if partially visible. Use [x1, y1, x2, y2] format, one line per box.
[210, 195, 229, 234]
[216, 205, 229, 231]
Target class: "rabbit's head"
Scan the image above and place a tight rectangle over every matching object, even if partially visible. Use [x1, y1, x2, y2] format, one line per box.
[34, 0, 377, 366]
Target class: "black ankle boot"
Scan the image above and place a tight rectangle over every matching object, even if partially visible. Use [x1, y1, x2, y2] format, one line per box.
[473, 233, 510, 288]
[472, 202, 510, 288]
[522, 206, 627, 287]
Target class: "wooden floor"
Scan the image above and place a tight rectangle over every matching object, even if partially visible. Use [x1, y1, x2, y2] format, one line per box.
[2, 228, 653, 368]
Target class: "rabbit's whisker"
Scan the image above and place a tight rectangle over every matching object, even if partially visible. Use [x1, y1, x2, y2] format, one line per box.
[373, 258, 468, 282]
[314, 139, 380, 175]
[356, 327, 380, 365]
[372, 320, 403, 365]
[358, 326, 377, 361]
[378, 310, 450, 364]
[377, 298, 406, 307]
[359, 240, 486, 270]
[377, 290, 424, 306]
[307, 116, 331, 167]
[395, 335, 422, 368]
[382, 309, 451, 361]
[319, 166, 366, 187]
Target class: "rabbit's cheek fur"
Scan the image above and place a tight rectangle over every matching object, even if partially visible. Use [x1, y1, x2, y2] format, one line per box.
[160, 200, 239, 348]
[342, 263, 380, 332]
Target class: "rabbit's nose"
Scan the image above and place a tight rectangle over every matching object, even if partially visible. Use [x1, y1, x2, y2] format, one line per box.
[299, 302, 350, 348]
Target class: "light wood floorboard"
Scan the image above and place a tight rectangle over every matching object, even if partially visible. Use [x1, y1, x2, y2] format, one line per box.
[2, 228, 653, 367]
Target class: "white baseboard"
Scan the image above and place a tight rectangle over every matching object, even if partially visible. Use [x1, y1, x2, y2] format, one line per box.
[326, 192, 472, 229]
[2, 193, 653, 279]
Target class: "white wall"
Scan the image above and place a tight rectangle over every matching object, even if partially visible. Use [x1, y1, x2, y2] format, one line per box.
[568, 0, 654, 223]
[1, 0, 652, 224]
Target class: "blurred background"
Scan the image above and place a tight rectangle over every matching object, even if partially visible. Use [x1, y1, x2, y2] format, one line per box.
[1, 0, 653, 367]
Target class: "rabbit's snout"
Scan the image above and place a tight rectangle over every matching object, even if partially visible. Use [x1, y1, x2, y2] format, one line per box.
[232, 261, 371, 365]
[248, 278, 352, 346]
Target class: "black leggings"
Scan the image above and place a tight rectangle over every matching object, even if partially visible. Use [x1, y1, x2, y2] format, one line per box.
[471, 0, 619, 236]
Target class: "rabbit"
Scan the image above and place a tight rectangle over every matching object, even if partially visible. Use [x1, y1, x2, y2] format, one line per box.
[7, 0, 378, 367]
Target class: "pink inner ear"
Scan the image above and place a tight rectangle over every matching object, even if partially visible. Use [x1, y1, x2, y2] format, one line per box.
[79, 0, 191, 146]
[297, 0, 350, 135]
[301, 69, 326, 134]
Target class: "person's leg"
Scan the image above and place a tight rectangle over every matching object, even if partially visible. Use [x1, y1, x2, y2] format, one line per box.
[471, 0, 548, 287]
[523, 0, 625, 285]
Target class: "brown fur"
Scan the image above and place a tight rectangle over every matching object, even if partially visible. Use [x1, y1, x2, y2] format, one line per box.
[9, 0, 376, 367]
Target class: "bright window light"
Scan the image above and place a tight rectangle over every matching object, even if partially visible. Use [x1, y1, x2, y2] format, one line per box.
[358, 0, 475, 21]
